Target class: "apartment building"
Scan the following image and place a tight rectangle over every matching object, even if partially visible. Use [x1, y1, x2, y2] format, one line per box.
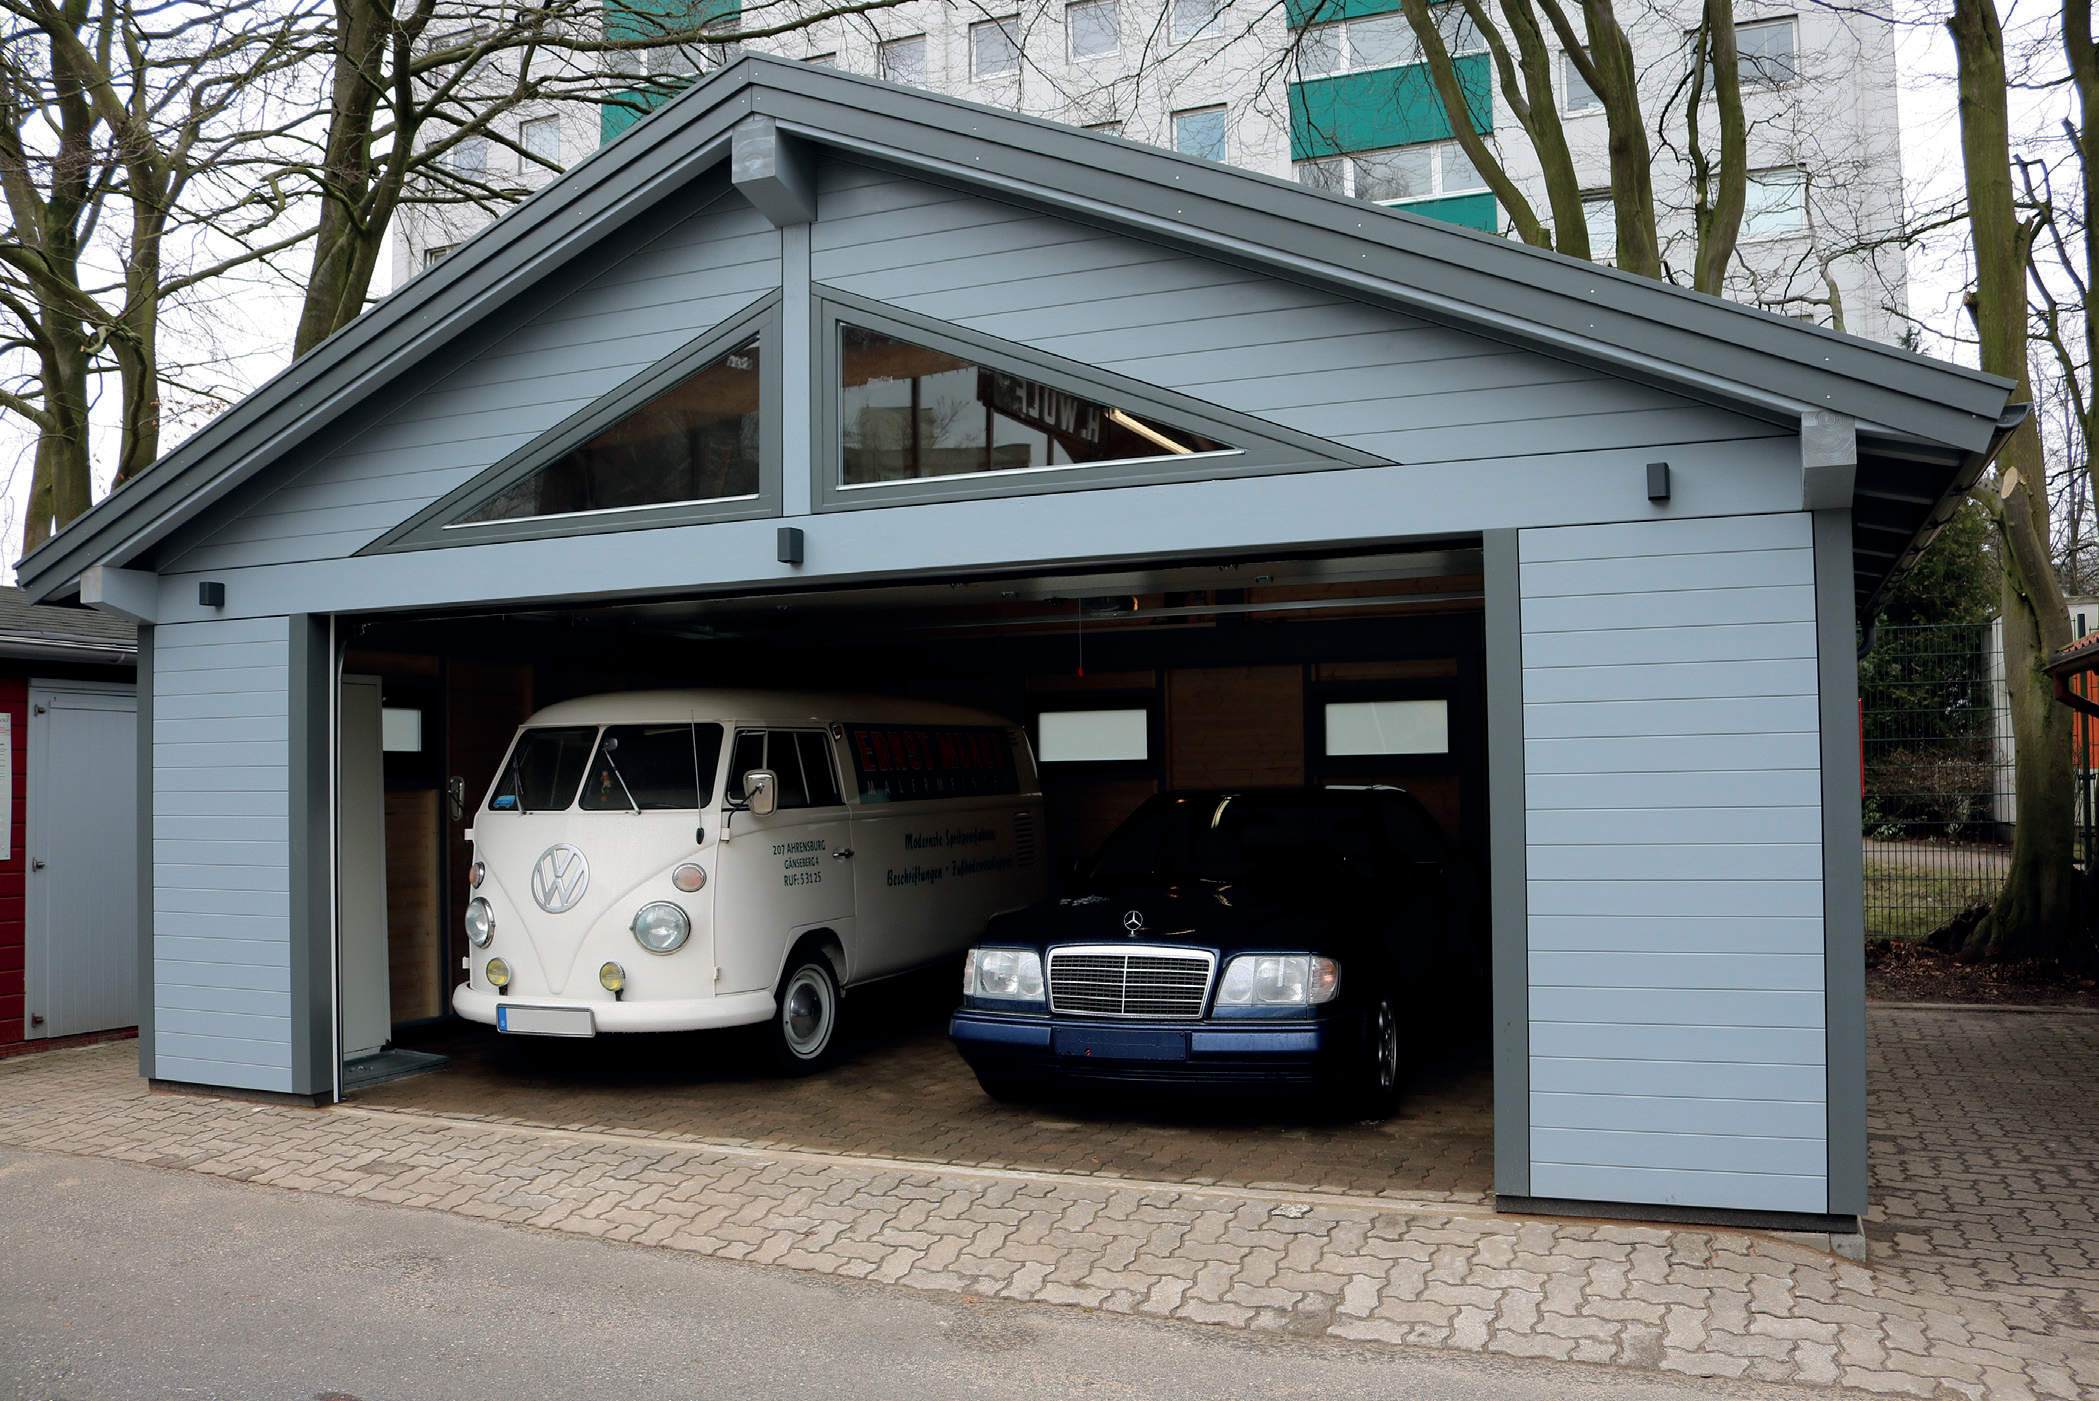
[391, 0, 1909, 344]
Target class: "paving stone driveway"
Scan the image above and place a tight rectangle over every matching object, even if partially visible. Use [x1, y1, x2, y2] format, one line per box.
[1, 1006, 2093, 1399]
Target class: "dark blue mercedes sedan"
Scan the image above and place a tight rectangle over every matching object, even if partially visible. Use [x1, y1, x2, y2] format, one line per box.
[948, 787, 1478, 1118]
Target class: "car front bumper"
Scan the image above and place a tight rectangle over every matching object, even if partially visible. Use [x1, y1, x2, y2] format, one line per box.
[949, 1009, 1338, 1086]
[454, 984, 777, 1034]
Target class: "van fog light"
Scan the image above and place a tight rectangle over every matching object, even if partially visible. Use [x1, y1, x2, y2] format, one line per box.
[469, 860, 486, 890]
[599, 962, 626, 996]
[485, 957, 512, 991]
[672, 863, 707, 893]
[631, 902, 691, 954]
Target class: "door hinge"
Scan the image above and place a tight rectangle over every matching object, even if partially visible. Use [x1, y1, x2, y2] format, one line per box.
[28, 1013, 43, 1027]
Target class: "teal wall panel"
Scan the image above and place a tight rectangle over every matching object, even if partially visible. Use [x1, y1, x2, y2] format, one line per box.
[1288, 54, 1492, 160]
[601, 0, 739, 144]
[1392, 191, 1497, 232]
[1287, 0, 1405, 24]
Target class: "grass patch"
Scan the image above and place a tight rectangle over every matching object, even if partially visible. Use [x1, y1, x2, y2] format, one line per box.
[1863, 860, 2000, 940]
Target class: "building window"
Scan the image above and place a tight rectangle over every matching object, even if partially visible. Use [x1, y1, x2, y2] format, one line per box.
[837, 322, 1235, 488]
[1561, 51, 1602, 112]
[381, 707, 424, 753]
[452, 334, 762, 527]
[878, 33, 927, 84]
[1581, 193, 1616, 258]
[1704, 15, 1799, 89]
[1068, 0, 1119, 58]
[422, 243, 460, 270]
[1173, 104, 1228, 160]
[1170, 0, 1222, 43]
[971, 16, 1021, 79]
[1741, 167, 1807, 238]
[520, 116, 561, 165]
[1037, 709, 1149, 763]
[1295, 139, 1485, 206]
[1298, 10, 1484, 78]
[1324, 700, 1449, 756]
[448, 135, 489, 174]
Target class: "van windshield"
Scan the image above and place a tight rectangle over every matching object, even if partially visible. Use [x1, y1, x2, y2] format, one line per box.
[490, 727, 597, 812]
[581, 723, 725, 811]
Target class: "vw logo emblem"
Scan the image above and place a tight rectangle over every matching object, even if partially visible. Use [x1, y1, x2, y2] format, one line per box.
[531, 844, 590, 914]
[1122, 909, 1146, 935]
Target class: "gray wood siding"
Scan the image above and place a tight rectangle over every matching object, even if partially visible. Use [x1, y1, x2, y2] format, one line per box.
[168, 194, 781, 573]
[809, 163, 1790, 467]
[150, 616, 295, 1092]
[1518, 512, 1828, 1215]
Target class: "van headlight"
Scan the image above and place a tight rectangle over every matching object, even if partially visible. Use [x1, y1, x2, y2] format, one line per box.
[631, 902, 690, 954]
[1216, 955, 1340, 1007]
[464, 898, 495, 948]
[963, 948, 1044, 1004]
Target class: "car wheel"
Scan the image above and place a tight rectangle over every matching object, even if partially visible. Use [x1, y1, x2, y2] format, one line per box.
[770, 952, 842, 1074]
[1352, 994, 1404, 1120]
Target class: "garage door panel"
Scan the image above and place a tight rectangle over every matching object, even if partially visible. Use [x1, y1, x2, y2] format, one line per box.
[1530, 1162, 1826, 1214]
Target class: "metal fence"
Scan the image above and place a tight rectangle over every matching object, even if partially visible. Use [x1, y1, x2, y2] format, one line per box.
[1859, 622, 2014, 938]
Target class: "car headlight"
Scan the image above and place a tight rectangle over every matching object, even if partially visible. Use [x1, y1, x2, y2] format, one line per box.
[631, 901, 691, 954]
[464, 897, 495, 948]
[1216, 955, 1340, 1007]
[963, 947, 1044, 1003]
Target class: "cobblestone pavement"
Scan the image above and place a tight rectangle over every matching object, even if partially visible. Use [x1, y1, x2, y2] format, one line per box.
[0, 1007, 2094, 1399]
[358, 1004, 1494, 1204]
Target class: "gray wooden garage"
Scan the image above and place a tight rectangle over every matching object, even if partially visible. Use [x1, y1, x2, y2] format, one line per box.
[17, 55, 2015, 1231]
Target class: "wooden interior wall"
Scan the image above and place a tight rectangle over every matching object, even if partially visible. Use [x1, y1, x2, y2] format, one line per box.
[444, 661, 534, 986]
[384, 789, 441, 1021]
[1166, 665, 1306, 790]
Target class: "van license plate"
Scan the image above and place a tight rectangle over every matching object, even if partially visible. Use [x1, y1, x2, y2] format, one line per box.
[496, 1004, 595, 1037]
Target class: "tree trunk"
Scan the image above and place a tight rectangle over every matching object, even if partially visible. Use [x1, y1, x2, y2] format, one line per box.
[1952, 0, 2080, 960]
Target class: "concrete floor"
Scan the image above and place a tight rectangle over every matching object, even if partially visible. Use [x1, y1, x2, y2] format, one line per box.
[360, 978, 1495, 1204]
[0, 1145, 1828, 1401]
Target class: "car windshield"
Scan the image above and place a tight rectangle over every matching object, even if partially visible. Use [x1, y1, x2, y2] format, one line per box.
[580, 723, 726, 811]
[489, 726, 597, 812]
[1085, 793, 1383, 886]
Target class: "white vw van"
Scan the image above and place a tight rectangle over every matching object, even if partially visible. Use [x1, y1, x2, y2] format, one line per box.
[452, 691, 1047, 1069]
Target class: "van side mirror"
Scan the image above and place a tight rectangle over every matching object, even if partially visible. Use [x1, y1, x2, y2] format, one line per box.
[743, 770, 778, 817]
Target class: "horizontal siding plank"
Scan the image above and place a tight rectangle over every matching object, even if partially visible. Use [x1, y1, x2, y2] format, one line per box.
[1523, 659, 1818, 704]
[153, 790, 290, 819]
[1522, 696, 1821, 740]
[1518, 513, 1812, 563]
[154, 715, 290, 745]
[1527, 769, 1823, 810]
[1532, 1092, 1829, 1138]
[155, 862, 290, 894]
[1520, 621, 1819, 669]
[1107, 325, 1493, 385]
[1525, 842, 1823, 882]
[1528, 915, 1826, 956]
[1529, 985, 1825, 1028]
[1529, 1162, 1825, 1214]
[1524, 732, 1821, 775]
[156, 1007, 292, 1043]
[153, 911, 295, 941]
[1334, 406, 1784, 465]
[1520, 547, 1813, 598]
[153, 641, 289, 674]
[1529, 951, 1826, 992]
[157, 618, 288, 648]
[1533, 1126, 1826, 1176]
[825, 241, 1218, 314]
[152, 983, 290, 1017]
[1527, 878, 1825, 919]
[154, 887, 287, 917]
[152, 839, 290, 868]
[150, 1055, 293, 1094]
[1529, 1053, 1828, 1097]
[1527, 807, 1822, 846]
[154, 958, 288, 993]
[152, 690, 289, 721]
[1522, 586, 1817, 634]
[1208, 352, 1591, 410]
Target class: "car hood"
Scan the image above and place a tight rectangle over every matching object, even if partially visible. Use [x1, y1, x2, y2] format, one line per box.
[991, 879, 1347, 956]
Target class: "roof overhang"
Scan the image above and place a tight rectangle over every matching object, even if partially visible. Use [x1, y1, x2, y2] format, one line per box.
[15, 55, 2018, 611]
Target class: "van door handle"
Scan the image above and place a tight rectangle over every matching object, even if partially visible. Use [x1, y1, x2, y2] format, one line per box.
[832, 848, 854, 860]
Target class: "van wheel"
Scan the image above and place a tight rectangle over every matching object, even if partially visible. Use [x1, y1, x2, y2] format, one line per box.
[771, 953, 842, 1074]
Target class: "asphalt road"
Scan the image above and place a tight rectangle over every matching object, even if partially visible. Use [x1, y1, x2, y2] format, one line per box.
[0, 1146, 1830, 1401]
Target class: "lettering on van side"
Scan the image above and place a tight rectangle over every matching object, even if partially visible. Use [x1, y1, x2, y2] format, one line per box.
[773, 837, 826, 888]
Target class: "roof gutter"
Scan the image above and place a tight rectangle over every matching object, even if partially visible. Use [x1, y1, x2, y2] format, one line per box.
[0, 635, 137, 665]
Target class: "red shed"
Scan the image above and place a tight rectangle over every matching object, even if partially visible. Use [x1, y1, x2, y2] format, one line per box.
[0, 589, 137, 1059]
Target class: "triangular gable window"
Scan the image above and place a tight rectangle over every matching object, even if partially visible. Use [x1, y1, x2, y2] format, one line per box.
[815, 291, 1382, 510]
[367, 293, 780, 551]
[458, 334, 761, 525]
[839, 323, 1237, 486]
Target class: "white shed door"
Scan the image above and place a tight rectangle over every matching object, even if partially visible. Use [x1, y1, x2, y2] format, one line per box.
[26, 682, 139, 1040]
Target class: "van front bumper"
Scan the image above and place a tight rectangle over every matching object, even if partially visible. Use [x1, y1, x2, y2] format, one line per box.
[454, 984, 776, 1034]
[949, 1010, 1337, 1086]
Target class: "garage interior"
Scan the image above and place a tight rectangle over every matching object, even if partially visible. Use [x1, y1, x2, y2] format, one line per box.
[333, 541, 1497, 1201]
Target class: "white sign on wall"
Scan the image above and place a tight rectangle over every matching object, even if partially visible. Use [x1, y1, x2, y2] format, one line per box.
[0, 712, 13, 860]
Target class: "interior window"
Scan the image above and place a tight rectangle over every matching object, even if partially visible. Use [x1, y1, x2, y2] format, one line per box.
[725, 730, 842, 809]
[838, 323, 1234, 487]
[489, 726, 598, 812]
[580, 723, 724, 811]
[454, 334, 762, 526]
[793, 732, 844, 806]
[769, 731, 811, 808]
[726, 730, 766, 802]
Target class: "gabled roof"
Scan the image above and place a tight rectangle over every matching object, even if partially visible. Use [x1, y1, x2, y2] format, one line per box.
[16, 54, 2016, 609]
[0, 586, 135, 663]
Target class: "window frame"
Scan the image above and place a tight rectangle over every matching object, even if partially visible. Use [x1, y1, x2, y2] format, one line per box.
[1169, 0, 1223, 43]
[519, 114, 562, 165]
[1694, 14, 1799, 92]
[1739, 165, 1808, 241]
[1295, 139, 1487, 208]
[1066, 0, 1120, 59]
[877, 33, 927, 83]
[367, 292, 784, 552]
[1033, 704, 1158, 770]
[1172, 103, 1229, 161]
[1306, 679, 1463, 785]
[970, 15, 1022, 79]
[1559, 50, 1603, 114]
[810, 287, 1380, 512]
